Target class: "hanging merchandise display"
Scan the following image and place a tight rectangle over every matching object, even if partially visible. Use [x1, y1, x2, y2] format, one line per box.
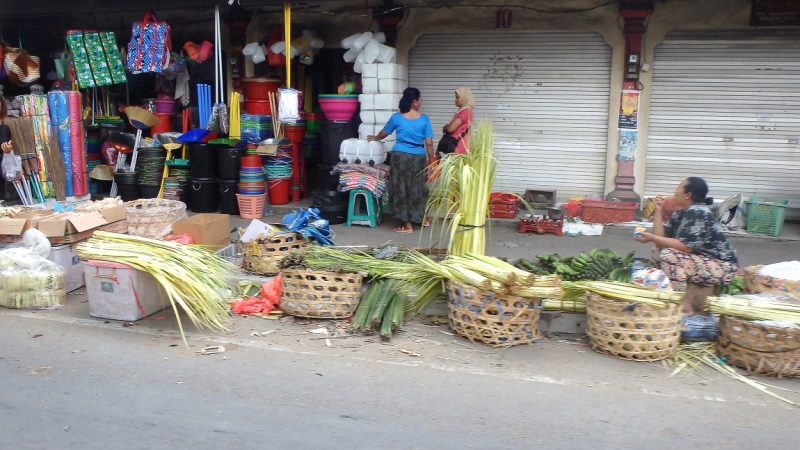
[66, 30, 127, 88]
[126, 10, 172, 74]
[2, 42, 41, 86]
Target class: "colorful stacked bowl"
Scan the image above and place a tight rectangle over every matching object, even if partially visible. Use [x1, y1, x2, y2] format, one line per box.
[239, 155, 265, 195]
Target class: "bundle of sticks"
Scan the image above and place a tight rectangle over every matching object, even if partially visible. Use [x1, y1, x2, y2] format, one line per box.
[6, 117, 45, 204]
[268, 92, 283, 138]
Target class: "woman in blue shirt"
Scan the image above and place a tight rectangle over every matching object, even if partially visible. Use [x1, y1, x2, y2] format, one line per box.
[368, 88, 434, 233]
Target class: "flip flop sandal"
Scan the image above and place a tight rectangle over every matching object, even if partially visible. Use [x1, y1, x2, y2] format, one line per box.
[393, 226, 412, 233]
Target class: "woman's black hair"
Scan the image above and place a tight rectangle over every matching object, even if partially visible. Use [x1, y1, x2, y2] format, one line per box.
[684, 177, 713, 205]
[398, 87, 421, 113]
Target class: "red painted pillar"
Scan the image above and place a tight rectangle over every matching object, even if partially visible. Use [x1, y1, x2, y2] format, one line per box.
[606, 1, 653, 204]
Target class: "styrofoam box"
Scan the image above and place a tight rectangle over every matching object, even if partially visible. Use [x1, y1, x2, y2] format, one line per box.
[362, 78, 378, 94]
[360, 110, 376, 124]
[374, 94, 401, 110]
[84, 261, 170, 321]
[358, 123, 378, 140]
[47, 244, 85, 292]
[378, 79, 406, 94]
[377, 63, 405, 80]
[374, 110, 395, 124]
[362, 63, 378, 78]
[358, 94, 375, 110]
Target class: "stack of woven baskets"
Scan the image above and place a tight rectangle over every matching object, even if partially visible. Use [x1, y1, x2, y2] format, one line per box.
[585, 292, 681, 362]
[717, 315, 800, 378]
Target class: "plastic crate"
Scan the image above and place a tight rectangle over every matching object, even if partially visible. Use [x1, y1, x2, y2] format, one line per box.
[216, 243, 243, 267]
[579, 200, 638, 223]
[489, 192, 518, 205]
[746, 197, 789, 236]
[489, 200, 519, 219]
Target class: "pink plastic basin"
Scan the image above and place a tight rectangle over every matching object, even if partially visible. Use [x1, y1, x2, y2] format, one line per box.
[319, 98, 359, 122]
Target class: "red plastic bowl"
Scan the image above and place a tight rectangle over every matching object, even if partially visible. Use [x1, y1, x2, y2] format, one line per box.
[244, 100, 272, 115]
[319, 98, 359, 122]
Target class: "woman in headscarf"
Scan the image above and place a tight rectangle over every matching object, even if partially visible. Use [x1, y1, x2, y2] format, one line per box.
[441, 87, 474, 154]
[368, 87, 435, 233]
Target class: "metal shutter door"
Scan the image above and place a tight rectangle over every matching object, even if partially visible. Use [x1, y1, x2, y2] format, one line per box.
[409, 31, 612, 200]
[646, 31, 800, 216]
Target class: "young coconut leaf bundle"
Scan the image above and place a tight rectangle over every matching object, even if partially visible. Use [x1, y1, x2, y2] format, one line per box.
[442, 253, 563, 299]
[425, 120, 497, 256]
[77, 232, 240, 340]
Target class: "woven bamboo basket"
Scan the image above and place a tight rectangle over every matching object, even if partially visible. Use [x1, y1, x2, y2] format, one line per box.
[716, 315, 800, 378]
[585, 292, 681, 362]
[446, 281, 542, 347]
[242, 232, 314, 275]
[743, 265, 800, 298]
[126, 199, 187, 239]
[280, 269, 363, 318]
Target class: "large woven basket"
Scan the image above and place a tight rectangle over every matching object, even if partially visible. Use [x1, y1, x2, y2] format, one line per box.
[446, 281, 542, 347]
[585, 292, 680, 362]
[743, 265, 800, 298]
[126, 199, 186, 239]
[717, 315, 800, 378]
[242, 232, 314, 275]
[280, 269, 363, 318]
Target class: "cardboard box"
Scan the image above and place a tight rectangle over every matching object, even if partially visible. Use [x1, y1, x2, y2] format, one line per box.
[172, 214, 231, 248]
[0, 203, 126, 239]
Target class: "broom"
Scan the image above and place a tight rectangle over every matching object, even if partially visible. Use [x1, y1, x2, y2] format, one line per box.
[110, 107, 160, 197]
[44, 132, 67, 201]
[6, 118, 40, 203]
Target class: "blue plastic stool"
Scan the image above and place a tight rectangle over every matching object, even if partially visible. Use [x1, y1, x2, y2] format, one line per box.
[346, 189, 381, 228]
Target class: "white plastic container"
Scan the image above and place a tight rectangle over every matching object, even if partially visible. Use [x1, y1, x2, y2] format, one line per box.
[341, 33, 361, 49]
[362, 63, 378, 78]
[373, 32, 387, 44]
[351, 32, 373, 51]
[359, 110, 376, 124]
[383, 141, 394, 155]
[252, 46, 266, 64]
[374, 94, 400, 110]
[270, 41, 286, 54]
[243, 42, 260, 56]
[343, 47, 359, 63]
[84, 261, 170, 321]
[376, 45, 396, 64]
[304, 30, 324, 49]
[362, 78, 379, 94]
[367, 140, 386, 165]
[47, 244, 85, 292]
[378, 79, 405, 94]
[358, 94, 375, 109]
[339, 138, 359, 163]
[353, 140, 369, 164]
[377, 63, 406, 80]
[363, 39, 380, 63]
[353, 60, 363, 73]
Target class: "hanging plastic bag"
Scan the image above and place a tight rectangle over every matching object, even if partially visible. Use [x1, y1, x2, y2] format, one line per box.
[277, 88, 300, 123]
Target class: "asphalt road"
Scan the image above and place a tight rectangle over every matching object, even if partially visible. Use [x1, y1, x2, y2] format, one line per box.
[1, 309, 798, 450]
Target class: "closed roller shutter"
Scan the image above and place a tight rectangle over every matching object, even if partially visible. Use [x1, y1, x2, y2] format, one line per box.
[408, 31, 612, 200]
[646, 31, 800, 216]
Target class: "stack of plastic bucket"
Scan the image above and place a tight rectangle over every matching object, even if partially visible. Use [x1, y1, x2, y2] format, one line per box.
[263, 146, 292, 206]
[236, 154, 268, 219]
[216, 146, 246, 215]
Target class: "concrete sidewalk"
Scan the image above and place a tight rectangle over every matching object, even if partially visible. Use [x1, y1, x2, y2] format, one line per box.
[242, 202, 800, 268]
